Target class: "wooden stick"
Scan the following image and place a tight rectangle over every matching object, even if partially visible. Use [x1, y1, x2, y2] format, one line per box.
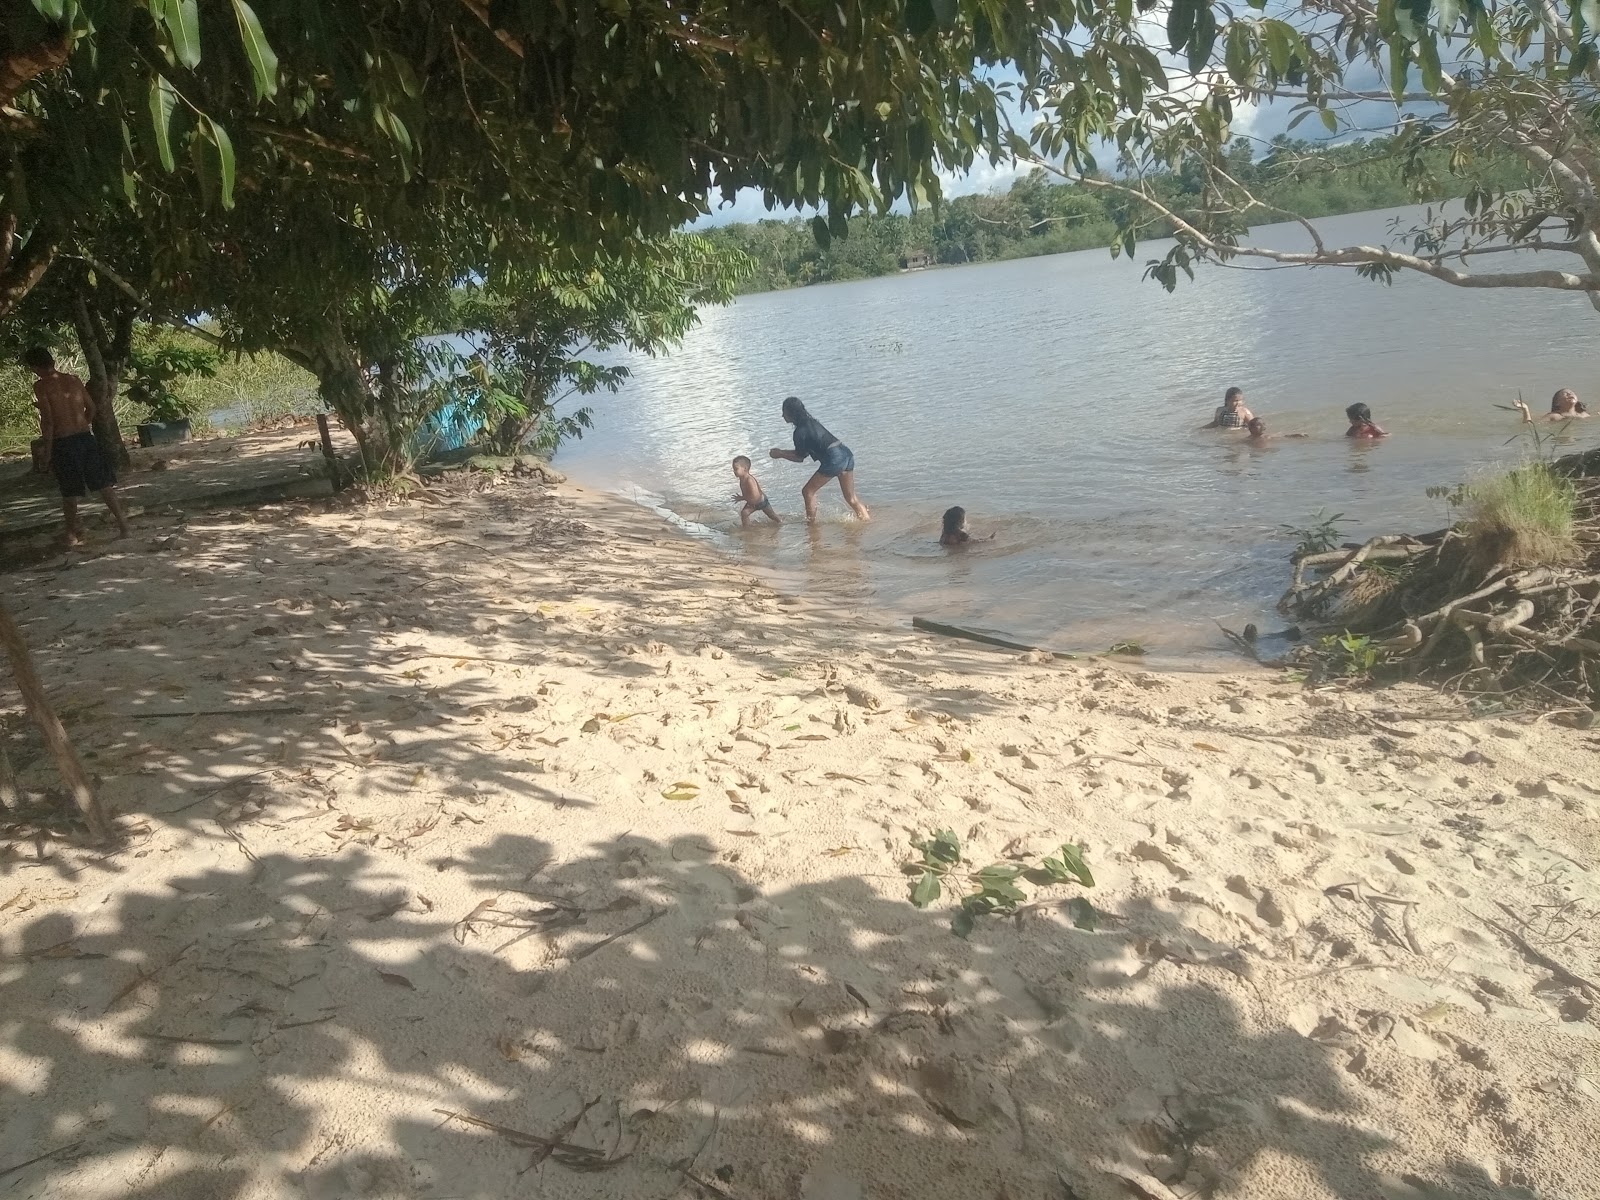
[911, 617, 1077, 658]
[1480, 914, 1600, 998]
[0, 601, 111, 842]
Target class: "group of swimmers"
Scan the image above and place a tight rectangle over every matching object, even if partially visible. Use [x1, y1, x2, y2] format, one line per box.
[1200, 385, 1386, 441]
[731, 395, 989, 547]
[730, 383, 1592, 543]
[1201, 384, 1589, 442]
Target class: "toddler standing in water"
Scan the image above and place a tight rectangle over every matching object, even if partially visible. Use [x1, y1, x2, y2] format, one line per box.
[1345, 403, 1388, 439]
[732, 455, 781, 525]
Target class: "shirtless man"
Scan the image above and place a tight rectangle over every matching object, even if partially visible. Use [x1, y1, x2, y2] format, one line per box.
[26, 347, 130, 544]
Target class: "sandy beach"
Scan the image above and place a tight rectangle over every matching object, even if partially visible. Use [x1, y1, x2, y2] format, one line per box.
[1, 473, 1596, 1200]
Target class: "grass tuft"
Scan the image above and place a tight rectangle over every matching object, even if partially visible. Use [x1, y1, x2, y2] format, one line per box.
[1461, 462, 1581, 575]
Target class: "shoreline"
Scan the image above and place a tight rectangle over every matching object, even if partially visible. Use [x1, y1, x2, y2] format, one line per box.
[1, 477, 1596, 1199]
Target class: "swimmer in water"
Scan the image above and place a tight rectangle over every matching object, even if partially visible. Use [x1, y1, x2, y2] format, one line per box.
[1245, 417, 1308, 442]
[732, 455, 781, 526]
[1345, 402, 1388, 439]
[940, 506, 995, 546]
[1201, 386, 1253, 431]
[1513, 389, 1590, 422]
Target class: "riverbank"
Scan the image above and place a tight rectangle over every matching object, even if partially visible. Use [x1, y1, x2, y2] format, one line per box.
[1, 476, 1596, 1200]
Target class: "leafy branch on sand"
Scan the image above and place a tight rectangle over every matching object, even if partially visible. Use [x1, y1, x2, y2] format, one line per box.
[906, 829, 1096, 938]
[1279, 450, 1600, 709]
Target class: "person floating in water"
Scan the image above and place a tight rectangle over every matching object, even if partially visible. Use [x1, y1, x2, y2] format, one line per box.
[769, 395, 870, 523]
[26, 346, 130, 545]
[1201, 387, 1253, 430]
[731, 455, 781, 526]
[1514, 389, 1589, 422]
[1244, 417, 1308, 443]
[939, 506, 995, 546]
[1345, 402, 1388, 439]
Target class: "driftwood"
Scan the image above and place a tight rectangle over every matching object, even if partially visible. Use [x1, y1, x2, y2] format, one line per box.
[911, 617, 1077, 659]
[0, 601, 112, 842]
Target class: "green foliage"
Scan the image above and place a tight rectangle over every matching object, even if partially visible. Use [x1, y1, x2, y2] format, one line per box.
[704, 140, 1527, 293]
[907, 829, 1095, 938]
[125, 339, 219, 424]
[461, 235, 750, 457]
[1318, 631, 1381, 678]
[1282, 510, 1347, 558]
[1461, 463, 1581, 570]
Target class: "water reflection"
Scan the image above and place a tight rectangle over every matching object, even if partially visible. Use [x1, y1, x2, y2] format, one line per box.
[562, 205, 1600, 661]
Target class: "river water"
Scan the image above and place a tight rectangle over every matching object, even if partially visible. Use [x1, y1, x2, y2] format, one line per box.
[558, 206, 1600, 663]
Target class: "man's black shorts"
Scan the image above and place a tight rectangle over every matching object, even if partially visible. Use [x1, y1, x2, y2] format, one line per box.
[50, 431, 116, 498]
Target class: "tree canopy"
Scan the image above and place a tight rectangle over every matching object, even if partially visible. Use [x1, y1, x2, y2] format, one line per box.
[6, 0, 1600, 468]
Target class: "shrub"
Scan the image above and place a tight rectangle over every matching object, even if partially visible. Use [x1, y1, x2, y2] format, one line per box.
[1461, 462, 1580, 574]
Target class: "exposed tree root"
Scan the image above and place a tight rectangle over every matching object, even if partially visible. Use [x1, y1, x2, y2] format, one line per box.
[1280, 453, 1600, 707]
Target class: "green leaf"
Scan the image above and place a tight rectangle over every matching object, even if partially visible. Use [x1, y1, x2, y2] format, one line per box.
[1066, 897, 1098, 931]
[1582, 0, 1600, 32]
[910, 870, 941, 908]
[1433, 0, 1460, 30]
[31, 0, 69, 20]
[1056, 843, 1095, 888]
[232, 0, 279, 100]
[974, 864, 1023, 883]
[148, 75, 178, 173]
[918, 828, 962, 866]
[159, 0, 202, 70]
[1166, 0, 1195, 53]
[1387, 39, 1410, 103]
[951, 907, 975, 938]
[1321, 108, 1338, 133]
[929, 0, 958, 24]
[202, 115, 236, 208]
[1415, 33, 1442, 91]
[981, 879, 1026, 905]
[1187, 6, 1218, 72]
[810, 214, 831, 250]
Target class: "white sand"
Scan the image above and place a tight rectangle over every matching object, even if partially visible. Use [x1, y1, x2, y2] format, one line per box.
[1, 477, 1596, 1200]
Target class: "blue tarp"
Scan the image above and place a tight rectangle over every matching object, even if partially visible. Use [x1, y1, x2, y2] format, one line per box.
[414, 399, 483, 458]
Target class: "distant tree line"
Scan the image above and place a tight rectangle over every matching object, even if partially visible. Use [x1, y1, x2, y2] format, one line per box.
[702, 137, 1532, 294]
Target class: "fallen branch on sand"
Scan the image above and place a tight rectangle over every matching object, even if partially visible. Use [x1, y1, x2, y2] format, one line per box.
[911, 617, 1077, 658]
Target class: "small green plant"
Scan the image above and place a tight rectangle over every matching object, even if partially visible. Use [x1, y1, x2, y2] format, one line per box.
[1281, 510, 1346, 558]
[1106, 639, 1147, 656]
[907, 829, 1096, 938]
[1318, 630, 1380, 678]
[125, 343, 219, 424]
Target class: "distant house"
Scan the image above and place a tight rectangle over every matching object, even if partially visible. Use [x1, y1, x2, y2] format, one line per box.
[902, 251, 934, 271]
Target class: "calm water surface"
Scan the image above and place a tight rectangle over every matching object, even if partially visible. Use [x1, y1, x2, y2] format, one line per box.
[559, 206, 1600, 662]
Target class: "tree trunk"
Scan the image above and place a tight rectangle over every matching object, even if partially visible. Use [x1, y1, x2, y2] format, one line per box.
[0, 214, 56, 322]
[70, 285, 134, 471]
[0, 601, 113, 843]
[300, 321, 406, 476]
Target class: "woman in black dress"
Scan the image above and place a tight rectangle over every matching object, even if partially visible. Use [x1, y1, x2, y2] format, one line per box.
[768, 395, 871, 523]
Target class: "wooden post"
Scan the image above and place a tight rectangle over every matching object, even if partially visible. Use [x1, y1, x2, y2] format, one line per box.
[316, 413, 343, 492]
[0, 601, 111, 842]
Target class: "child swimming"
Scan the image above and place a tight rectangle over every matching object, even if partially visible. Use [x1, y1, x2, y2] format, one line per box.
[1201, 387, 1254, 430]
[732, 455, 781, 525]
[1345, 403, 1388, 439]
[1514, 389, 1590, 422]
[1245, 417, 1308, 442]
[940, 506, 995, 546]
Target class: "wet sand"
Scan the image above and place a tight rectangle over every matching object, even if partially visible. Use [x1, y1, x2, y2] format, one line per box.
[1, 475, 1596, 1200]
